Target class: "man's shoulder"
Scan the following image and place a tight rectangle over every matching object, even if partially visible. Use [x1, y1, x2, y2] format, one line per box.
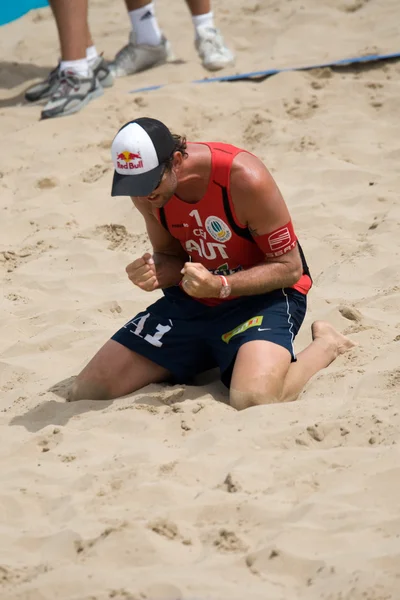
[187, 141, 250, 155]
[231, 151, 268, 192]
[232, 148, 265, 168]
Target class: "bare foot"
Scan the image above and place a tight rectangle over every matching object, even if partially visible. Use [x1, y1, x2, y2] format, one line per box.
[311, 320, 357, 363]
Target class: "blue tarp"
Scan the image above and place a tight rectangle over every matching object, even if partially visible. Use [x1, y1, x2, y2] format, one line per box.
[129, 52, 400, 94]
[0, 0, 48, 27]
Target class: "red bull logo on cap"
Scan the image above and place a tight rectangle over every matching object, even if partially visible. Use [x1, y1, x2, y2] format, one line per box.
[116, 150, 143, 170]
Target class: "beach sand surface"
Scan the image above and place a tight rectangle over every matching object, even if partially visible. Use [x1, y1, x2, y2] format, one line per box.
[0, 1, 400, 598]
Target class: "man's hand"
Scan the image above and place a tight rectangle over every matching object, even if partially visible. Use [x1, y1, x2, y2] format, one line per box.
[126, 253, 158, 291]
[180, 262, 221, 298]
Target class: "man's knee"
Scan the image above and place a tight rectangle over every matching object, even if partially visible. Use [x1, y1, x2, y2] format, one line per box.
[229, 387, 282, 411]
[67, 378, 111, 402]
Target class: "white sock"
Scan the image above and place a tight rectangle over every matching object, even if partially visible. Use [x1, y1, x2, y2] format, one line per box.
[86, 45, 99, 67]
[59, 58, 90, 77]
[192, 11, 215, 38]
[129, 2, 162, 46]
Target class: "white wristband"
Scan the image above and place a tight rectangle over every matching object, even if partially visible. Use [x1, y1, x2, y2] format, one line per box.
[218, 275, 231, 299]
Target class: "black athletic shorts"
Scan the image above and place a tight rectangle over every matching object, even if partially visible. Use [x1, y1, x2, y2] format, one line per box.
[111, 286, 307, 388]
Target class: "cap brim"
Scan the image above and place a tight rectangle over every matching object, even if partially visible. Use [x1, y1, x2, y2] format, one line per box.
[111, 163, 164, 197]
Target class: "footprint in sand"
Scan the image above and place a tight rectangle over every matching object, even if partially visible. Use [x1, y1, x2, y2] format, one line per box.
[75, 523, 128, 555]
[308, 68, 333, 90]
[213, 528, 248, 552]
[148, 518, 191, 546]
[284, 96, 319, 119]
[292, 135, 318, 153]
[219, 472, 242, 493]
[0, 241, 53, 273]
[95, 224, 134, 251]
[140, 583, 183, 600]
[81, 164, 110, 184]
[243, 113, 273, 146]
[36, 177, 58, 190]
[339, 305, 363, 322]
[338, 0, 370, 12]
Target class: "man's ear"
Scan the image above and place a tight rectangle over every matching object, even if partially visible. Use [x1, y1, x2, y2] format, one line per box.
[172, 151, 184, 170]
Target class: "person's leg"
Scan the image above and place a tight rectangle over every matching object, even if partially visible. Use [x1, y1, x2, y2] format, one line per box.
[68, 340, 171, 401]
[85, 20, 94, 50]
[185, 0, 234, 70]
[229, 321, 356, 411]
[68, 296, 210, 401]
[47, 1, 98, 62]
[49, 0, 88, 69]
[279, 320, 357, 402]
[110, 0, 170, 77]
[85, 19, 114, 89]
[25, 0, 88, 103]
[85, 19, 99, 65]
[25, 5, 112, 105]
[185, 0, 211, 16]
[26, 0, 112, 115]
[40, 0, 104, 120]
[53, 5, 112, 85]
[229, 341, 291, 410]
[125, 0, 162, 45]
[211, 289, 356, 411]
[126, 0, 151, 8]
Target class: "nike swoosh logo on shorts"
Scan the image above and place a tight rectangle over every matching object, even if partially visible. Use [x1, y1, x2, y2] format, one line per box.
[258, 327, 271, 331]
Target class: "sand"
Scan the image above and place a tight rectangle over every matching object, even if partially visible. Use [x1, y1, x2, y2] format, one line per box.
[1, 0, 400, 598]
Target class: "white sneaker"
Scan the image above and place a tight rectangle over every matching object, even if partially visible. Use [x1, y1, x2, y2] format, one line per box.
[195, 25, 235, 71]
[109, 31, 173, 77]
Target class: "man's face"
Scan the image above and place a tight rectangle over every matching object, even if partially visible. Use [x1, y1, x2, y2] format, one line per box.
[143, 165, 178, 208]
[131, 152, 183, 208]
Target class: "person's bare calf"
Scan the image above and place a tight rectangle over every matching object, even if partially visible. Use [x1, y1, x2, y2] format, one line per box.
[229, 321, 357, 411]
[67, 339, 170, 401]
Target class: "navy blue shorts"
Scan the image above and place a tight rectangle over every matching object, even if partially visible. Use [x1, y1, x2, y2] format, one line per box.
[111, 287, 307, 388]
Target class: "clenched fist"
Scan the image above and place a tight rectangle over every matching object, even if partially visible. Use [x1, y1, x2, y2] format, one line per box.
[126, 253, 158, 291]
[180, 262, 221, 298]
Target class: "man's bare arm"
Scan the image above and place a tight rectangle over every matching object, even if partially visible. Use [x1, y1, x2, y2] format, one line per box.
[132, 198, 187, 288]
[224, 153, 303, 296]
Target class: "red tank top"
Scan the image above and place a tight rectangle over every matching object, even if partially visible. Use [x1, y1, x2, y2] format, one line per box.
[157, 142, 312, 306]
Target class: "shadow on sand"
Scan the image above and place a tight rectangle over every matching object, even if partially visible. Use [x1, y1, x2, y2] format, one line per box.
[9, 369, 228, 432]
[0, 60, 52, 108]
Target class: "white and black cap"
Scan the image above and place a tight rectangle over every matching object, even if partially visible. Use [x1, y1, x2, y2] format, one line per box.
[111, 117, 175, 197]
